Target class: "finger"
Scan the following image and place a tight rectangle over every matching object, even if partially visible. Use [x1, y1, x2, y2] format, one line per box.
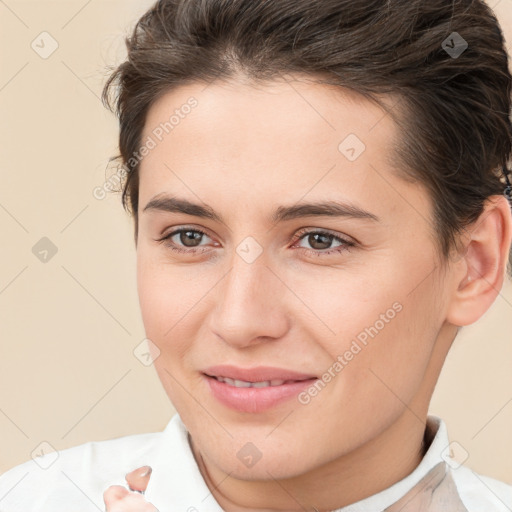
[107, 491, 158, 512]
[103, 484, 130, 509]
[125, 465, 152, 493]
[104, 485, 158, 512]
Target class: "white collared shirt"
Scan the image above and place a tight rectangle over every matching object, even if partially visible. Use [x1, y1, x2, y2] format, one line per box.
[0, 414, 510, 511]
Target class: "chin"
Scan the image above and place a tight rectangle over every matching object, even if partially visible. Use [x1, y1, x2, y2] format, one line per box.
[225, 459, 308, 481]
[203, 438, 319, 481]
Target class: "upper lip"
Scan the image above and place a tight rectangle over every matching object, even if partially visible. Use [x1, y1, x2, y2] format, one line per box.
[202, 365, 318, 382]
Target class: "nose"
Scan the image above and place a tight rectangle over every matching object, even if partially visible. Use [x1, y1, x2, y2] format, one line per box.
[208, 254, 290, 348]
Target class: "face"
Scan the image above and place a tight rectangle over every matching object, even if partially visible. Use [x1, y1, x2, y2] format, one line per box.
[136, 75, 454, 480]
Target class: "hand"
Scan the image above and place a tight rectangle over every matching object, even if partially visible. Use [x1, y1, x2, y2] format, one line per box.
[125, 465, 152, 493]
[103, 465, 158, 511]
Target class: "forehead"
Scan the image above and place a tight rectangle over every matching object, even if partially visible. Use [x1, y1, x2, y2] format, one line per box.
[141, 75, 394, 152]
[137, 76, 430, 231]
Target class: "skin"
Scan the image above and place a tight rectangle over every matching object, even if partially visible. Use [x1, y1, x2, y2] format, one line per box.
[103, 74, 512, 512]
[103, 467, 155, 512]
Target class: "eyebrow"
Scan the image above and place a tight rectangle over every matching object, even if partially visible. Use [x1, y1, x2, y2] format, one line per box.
[142, 195, 380, 224]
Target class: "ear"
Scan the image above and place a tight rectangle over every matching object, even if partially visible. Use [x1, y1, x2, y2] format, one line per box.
[446, 195, 512, 327]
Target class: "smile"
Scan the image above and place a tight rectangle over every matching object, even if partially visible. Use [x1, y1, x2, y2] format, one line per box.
[211, 375, 300, 387]
[203, 373, 318, 413]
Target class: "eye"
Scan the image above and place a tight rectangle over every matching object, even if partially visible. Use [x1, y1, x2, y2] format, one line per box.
[291, 228, 355, 256]
[155, 226, 355, 257]
[155, 227, 215, 254]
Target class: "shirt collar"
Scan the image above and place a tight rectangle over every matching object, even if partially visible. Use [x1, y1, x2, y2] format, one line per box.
[383, 461, 468, 512]
[144, 414, 467, 512]
[144, 413, 224, 511]
[333, 415, 462, 511]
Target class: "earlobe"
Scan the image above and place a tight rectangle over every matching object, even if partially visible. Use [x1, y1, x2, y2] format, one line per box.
[446, 195, 512, 327]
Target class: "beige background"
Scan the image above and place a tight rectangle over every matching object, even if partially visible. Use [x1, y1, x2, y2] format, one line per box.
[0, 0, 511, 485]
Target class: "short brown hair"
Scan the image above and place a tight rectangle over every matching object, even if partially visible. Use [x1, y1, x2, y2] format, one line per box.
[102, 0, 512, 275]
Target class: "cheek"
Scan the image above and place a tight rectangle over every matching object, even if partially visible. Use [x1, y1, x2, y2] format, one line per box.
[136, 248, 213, 365]
[136, 251, 184, 353]
[279, 263, 402, 353]
[136, 254, 195, 407]
[291, 256, 442, 402]
[137, 245, 189, 331]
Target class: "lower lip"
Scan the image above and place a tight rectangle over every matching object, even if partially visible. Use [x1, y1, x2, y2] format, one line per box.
[203, 374, 318, 413]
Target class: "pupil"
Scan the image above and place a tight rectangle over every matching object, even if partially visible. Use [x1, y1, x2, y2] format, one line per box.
[310, 233, 331, 250]
[181, 230, 202, 247]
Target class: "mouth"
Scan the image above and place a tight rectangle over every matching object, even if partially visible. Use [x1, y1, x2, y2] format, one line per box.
[202, 372, 318, 413]
[201, 364, 318, 383]
[204, 374, 311, 388]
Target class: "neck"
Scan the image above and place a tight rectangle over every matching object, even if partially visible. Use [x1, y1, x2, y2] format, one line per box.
[190, 408, 429, 512]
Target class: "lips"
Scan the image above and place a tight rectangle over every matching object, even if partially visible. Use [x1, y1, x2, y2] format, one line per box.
[203, 374, 318, 413]
[202, 364, 317, 383]
[201, 365, 318, 413]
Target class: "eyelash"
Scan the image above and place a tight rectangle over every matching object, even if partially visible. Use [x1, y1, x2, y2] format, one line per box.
[155, 226, 355, 257]
[294, 228, 355, 256]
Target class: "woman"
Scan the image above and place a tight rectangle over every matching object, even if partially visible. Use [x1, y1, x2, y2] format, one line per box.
[1, 0, 511, 511]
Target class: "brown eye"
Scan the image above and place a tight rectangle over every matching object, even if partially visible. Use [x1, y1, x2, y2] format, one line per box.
[177, 230, 204, 247]
[293, 229, 355, 256]
[155, 227, 213, 254]
[305, 232, 334, 250]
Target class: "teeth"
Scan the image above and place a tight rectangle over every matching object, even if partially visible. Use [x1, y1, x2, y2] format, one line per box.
[214, 376, 288, 387]
[231, 378, 251, 387]
[252, 381, 270, 388]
